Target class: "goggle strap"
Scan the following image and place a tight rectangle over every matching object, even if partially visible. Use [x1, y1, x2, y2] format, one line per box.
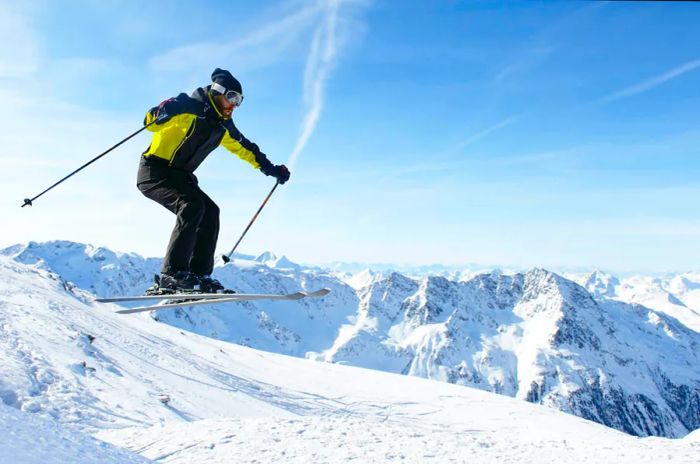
[211, 82, 227, 94]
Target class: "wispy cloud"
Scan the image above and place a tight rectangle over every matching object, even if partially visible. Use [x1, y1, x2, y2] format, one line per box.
[0, 2, 39, 78]
[456, 116, 519, 150]
[495, 3, 605, 83]
[496, 47, 555, 82]
[148, 4, 321, 74]
[598, 59, 700, 104]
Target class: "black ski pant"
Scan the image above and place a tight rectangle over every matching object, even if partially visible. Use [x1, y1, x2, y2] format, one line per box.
[137, 170, 220, 277]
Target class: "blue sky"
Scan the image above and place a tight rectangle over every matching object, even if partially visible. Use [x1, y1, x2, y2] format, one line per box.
[1, 0, 699, 273]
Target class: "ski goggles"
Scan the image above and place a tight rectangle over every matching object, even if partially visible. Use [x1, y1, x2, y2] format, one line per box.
[211, 82, 244, 107]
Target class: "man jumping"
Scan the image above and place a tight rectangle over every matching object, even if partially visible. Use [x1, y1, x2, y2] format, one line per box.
[137, 68, 289, 294]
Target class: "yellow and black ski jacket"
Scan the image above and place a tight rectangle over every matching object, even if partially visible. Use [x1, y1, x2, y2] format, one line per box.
[137, 86, 274, 184]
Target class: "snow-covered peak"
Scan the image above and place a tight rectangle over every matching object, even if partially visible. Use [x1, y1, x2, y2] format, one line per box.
[517, 267, 585, 306]
[342, 268, 380, 290]
[2, 240, 142, 263]
[269, 255, 299, 270]
[563, 269, 700, 332]
[249, 251, 301, 270]
[615, 275, 699, 332]
[581, 268, 621, 298]
[0, 240, 161, 297]
[254, 250, 277, 263]
[668, 274, 700, 293]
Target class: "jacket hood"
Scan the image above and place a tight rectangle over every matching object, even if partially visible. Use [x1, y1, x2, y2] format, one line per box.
[191, 86, 227, 122]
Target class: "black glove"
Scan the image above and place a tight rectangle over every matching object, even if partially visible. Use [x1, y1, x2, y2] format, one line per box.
[269, 164, 290, 185]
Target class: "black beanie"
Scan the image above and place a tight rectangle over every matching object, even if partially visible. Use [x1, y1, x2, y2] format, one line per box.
[211, 68, 242, 94]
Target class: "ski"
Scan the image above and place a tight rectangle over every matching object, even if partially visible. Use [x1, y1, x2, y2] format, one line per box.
[98, 292, 246, 303]
[108, 288, 331, 315]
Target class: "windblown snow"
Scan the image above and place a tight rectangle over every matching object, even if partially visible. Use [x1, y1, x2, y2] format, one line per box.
[0, 242, 698, 463]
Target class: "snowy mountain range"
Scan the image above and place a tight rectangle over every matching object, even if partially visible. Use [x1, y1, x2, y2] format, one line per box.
[1, 241, 699, 445]
[0, 246, 698, 463]
[569, 269, 700, 333]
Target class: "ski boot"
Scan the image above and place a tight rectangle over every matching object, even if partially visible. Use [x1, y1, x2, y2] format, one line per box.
[196, 274, 236, 294]
[144, 272, 201, 296]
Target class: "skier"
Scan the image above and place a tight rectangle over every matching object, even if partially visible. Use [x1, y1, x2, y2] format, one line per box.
[137, 68, 290, 294]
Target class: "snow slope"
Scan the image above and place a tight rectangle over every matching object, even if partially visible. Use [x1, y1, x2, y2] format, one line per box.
[0, 403, 150, 464]
[1, 254, 698, 462]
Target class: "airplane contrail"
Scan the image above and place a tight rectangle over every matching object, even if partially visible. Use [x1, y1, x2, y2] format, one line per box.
[599, 59, 700, 104]
[288, 0, 342, 170]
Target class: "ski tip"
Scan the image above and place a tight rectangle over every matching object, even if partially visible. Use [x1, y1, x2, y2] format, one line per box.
[294, 288, 331, 299]
[310, 288, 331, 297]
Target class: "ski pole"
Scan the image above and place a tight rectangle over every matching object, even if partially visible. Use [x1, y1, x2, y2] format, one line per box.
[21, 119, 159, 208]
[222, 181, 279, 263]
